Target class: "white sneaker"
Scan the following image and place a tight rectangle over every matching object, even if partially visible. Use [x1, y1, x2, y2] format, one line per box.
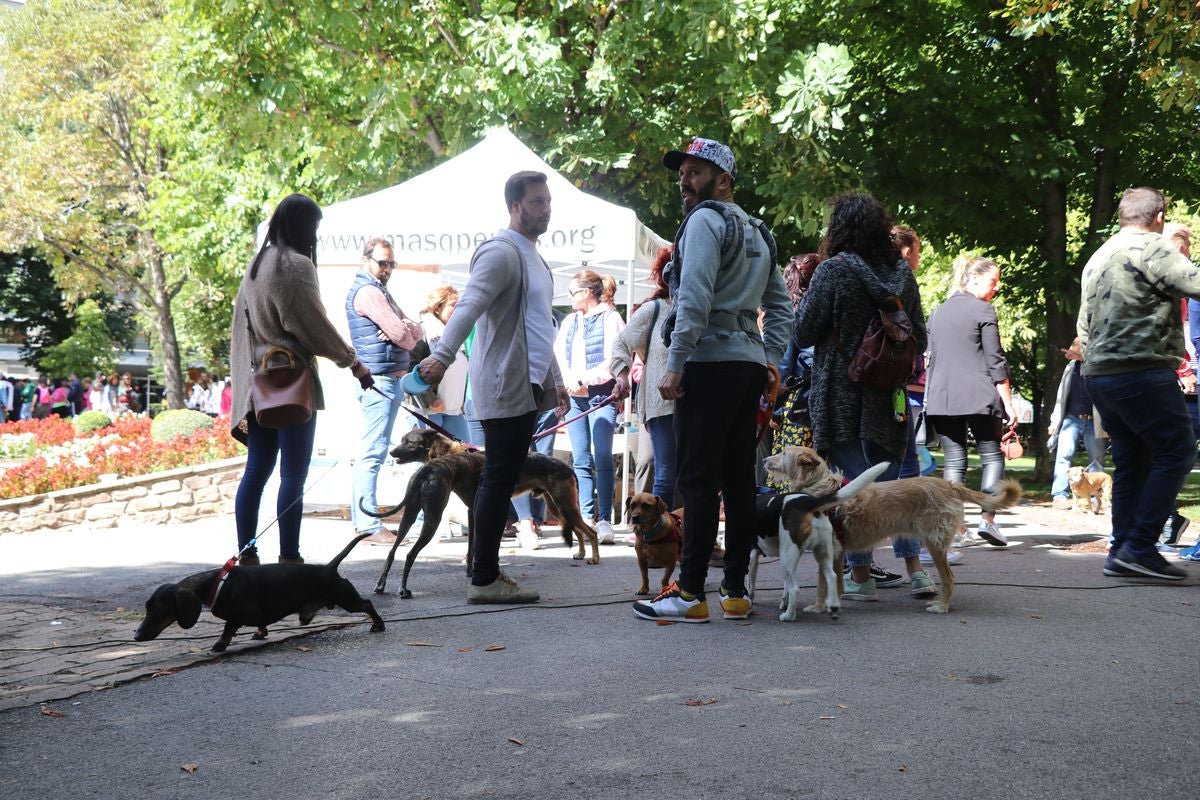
[597, 520, 615, 545]
[515, 520, 540, 551]
[920, 548, 963, 566]
[976, 521, 1008, 547]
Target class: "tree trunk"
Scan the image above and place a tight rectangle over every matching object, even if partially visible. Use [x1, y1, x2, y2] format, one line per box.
[147, 252, 185, 409]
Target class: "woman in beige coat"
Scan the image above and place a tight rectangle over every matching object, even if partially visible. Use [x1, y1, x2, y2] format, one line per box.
[230, 194, 372, 564]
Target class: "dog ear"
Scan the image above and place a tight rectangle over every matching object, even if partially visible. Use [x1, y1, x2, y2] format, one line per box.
[655, 496, 668, 516]
[624, 495, 633, 523]
[175, 589, 202, 629]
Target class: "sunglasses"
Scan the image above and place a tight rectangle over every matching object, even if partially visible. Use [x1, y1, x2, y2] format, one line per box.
[370, 256, 397, 268]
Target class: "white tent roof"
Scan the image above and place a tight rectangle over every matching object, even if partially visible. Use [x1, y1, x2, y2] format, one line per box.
[311, 127, 668, 297]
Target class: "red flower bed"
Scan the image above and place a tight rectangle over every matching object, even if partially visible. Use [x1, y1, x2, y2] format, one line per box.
[1, 416, 76, 447]
[0, 416, 244, 500]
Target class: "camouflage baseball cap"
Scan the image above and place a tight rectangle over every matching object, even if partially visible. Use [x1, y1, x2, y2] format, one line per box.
[662, 137, 737, 179]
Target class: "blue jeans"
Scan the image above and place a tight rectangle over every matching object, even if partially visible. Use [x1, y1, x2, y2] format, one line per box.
[235, 413, 318, 560]
[646, 414, 677, 504]
[351, 374, 403, 532]
[567, 393, 617, 522]
[423, 411, 470, 443]
[513, 410, 558, 523]
[1085, 369, 1196, 553]
[1050, 414, 1107, 498]
[826, 439, 915, 568]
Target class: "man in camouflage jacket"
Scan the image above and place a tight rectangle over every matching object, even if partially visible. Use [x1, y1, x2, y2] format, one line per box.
[1077, 186, 1199, 581]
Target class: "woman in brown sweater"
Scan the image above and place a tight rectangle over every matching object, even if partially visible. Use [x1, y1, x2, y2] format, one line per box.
[230, 194, 372, 564]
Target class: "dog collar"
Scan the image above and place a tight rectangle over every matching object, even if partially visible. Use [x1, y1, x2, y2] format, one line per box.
[206, 557, 239, 610]
[642, 516, 667, 543]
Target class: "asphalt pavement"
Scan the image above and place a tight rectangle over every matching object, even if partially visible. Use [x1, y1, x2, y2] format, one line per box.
[0, 502, 1197, 799]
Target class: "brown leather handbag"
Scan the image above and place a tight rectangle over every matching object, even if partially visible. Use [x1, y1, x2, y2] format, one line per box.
[246, 307, 314, 428]
[1000, 428, 1024, 460]
[252, 347, 314, 428]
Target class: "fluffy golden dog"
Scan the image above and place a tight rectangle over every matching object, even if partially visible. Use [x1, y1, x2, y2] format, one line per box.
[1067, 466, 1112, 515]
[763, 446, 1022, 614]
[625, 492, 684, 595]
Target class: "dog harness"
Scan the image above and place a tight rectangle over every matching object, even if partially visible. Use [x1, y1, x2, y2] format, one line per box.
[206, 556, 239, 610]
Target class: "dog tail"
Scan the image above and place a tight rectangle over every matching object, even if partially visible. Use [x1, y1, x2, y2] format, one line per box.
[328, 532, 375, 570]
[953, 479, 1023, 513]
[835, 461, 890, 503]
[360, 498, 405, 519]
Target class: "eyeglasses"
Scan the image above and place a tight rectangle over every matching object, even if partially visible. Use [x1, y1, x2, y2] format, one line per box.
[570, 287, 588, 297]
[369, 256, 397, 268]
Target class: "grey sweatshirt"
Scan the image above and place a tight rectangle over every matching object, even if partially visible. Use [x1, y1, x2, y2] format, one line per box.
[666, 202, 792, 373]
[430, 233, 563, 420]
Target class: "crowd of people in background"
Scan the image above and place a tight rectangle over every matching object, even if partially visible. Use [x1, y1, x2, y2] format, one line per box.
[0, 370, 150, 421]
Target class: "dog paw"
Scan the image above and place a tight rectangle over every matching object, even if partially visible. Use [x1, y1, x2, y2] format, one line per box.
[399, 588, 413, 599]
[779, 609, 797, 622]
[587, 556, 600, 565]
[635, 588, 650, 596]
[370, 622, 386, 632]
[572, 552, 584, 560]
[252, 627, 268, 640]
[373, 585, 386, 595]
[925, 602, 949, 614]
[829, 607, 840, 620]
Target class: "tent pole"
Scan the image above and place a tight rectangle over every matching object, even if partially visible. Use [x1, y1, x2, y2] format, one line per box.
[620, 258, 634, 524]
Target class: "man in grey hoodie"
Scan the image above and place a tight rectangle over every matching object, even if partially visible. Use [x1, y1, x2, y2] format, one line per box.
[417, 171, 568, 604]
[632, 137, 792, 623]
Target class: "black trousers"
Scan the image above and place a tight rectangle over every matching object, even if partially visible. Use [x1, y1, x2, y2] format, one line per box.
[674, 361, 766, 595]
[473, 410, 538, 586]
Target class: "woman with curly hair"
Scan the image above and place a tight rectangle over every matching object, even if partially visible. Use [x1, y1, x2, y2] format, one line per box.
[792, 192, 932, 601]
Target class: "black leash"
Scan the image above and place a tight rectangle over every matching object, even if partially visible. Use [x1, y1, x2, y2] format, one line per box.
[370, 385, 479, 451]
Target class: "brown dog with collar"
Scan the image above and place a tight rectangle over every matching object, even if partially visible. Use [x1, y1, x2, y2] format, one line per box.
[626, 492, 684, 595]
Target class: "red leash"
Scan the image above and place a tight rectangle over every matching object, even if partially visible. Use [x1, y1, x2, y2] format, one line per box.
[532, 395, 616, 441]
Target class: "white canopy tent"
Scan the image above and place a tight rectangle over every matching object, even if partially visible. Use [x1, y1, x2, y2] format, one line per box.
[285, 128, 669, 510]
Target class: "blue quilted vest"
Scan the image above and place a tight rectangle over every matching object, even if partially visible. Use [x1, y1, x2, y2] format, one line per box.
[566, 311, 609, 371]
[345, 270, 410, 375]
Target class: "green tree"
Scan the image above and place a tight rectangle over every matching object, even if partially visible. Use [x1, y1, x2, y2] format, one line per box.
[38, 300, 120, 378]
[0, 0, 189, 406]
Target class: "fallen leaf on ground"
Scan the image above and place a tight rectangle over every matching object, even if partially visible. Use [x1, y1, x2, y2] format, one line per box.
[457, 647, 473, 653]
[1173, 700, 1190, 705]
[836, 704, 849, 709]
[898, 764, 908, 773]
[682, 698, 718, 707]
[737, 621, 752, 626]
[508, 737, 524, 746]
[484, 645, 506, 652]
[1030, 614, 1043, 620]
[40, 706, 65, 718]
[295, 645, 312, 652]
[819, 715, 834, 720]
[405, 641, 440, 647]
[181, 763, 198, 774]
[151, 669, 178, 677]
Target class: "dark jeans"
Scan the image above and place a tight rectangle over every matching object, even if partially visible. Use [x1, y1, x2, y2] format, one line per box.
[928, 414, 1004, 492]
[825, 438, 909, 568]
[235, 413, 318, 560]
[1086, 369, 1195, 553]
[675, 361, 765, 596]
[473, 411, 538, 585]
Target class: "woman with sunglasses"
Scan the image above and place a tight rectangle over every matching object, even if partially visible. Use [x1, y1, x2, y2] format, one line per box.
[555, 269, 625, 544]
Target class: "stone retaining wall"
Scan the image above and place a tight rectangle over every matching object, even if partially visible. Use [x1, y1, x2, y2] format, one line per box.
[0, 457, 247, 535]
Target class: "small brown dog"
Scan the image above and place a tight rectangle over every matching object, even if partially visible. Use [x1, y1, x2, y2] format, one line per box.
[1068, 466, 1112, 514]
[626, 492, 684, 595]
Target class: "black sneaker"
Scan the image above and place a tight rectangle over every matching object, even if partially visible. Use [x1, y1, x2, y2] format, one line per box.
[1163, 513, 1190, 547]
[1112, 545, 1188, 581]
[845, 563, 906, 588]
[1102, 558, 1136, 577]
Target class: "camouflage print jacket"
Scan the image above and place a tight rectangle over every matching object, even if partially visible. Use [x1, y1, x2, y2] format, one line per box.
[1077, 229, 1200, 377]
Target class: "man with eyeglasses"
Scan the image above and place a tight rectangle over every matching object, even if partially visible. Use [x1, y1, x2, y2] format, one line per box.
[346, 237, 425, 544]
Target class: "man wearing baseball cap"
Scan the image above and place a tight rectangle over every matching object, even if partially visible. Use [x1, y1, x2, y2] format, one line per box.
[632, 137, 792, 623]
